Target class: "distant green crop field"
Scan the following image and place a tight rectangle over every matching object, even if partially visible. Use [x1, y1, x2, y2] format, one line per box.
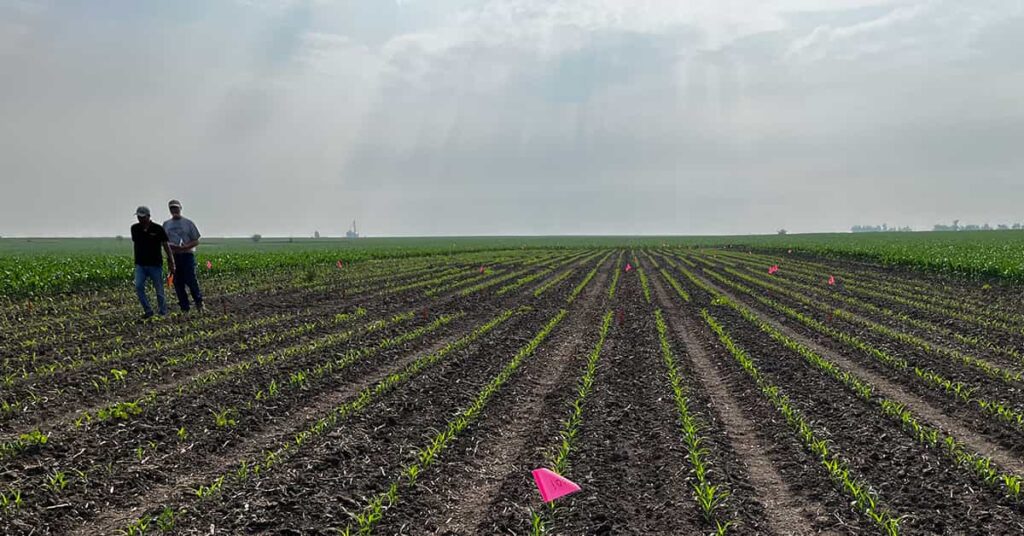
[3, 231, 1024, 298]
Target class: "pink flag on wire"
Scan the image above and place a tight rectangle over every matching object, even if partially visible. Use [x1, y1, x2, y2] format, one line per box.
[206, 260, 213, 270]
[479, 265, 486, 274]
[337, 260, 344, 269]
[828, 275, 836, 286]
[625, 263, 633, 272]
[768, 265, 779, 275]
[532, 468, 581, 503]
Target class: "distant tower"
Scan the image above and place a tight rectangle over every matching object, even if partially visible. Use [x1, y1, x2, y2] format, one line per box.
[346, 220, 359, 239]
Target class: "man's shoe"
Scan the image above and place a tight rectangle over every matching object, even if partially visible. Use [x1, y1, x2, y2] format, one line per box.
[140, 312, 154, 321]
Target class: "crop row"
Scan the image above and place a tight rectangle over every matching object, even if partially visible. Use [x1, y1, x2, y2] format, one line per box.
[715, 250, 1024, 338]
[0, 241, 562, 298]
[0, 250, 542, 349]
[4, 250, 590, 439]
[688, 254, 1024, 387]
[0, 256, 463, 359]
[3, 253, 548, 394]
[1, 308, 471, 523]
[680, 257, 1024, 439]
[130, 306, 529, 532]
[112, 251, 611, 533]
[655, 256, 901, 533]
[0, 308, 384, 467]
[653, 308, 731, 532]
[344, 309, 569, 534]
[566, 254, 607, 305]
[0, 308, 369, 429]
[725, 249, 1009, 314]
[497, 252, 591, 295]
[529, 310, 613, 534]
[607, 251, 625, 299]
[718, 252, 1024, 366]
[699, 308, 900, 535]
[666, 255, 1024, 505]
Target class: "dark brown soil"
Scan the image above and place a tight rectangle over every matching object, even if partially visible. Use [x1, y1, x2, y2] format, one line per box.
[5, 248, 1024, 536]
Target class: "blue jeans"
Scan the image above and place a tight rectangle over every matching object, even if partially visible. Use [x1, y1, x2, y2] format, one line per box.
[172, 252, 203, 312]
[134, 265, 167, 316]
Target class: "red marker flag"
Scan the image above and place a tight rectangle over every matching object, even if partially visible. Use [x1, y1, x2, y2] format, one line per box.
[206, 260, 213, 270]
[532, 468, 581, 503]
[625, 263, 633, 272]
[828, 275, 836, 286]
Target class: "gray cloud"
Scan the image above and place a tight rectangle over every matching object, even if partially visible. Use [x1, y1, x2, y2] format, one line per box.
[1, 0, 1023, 237]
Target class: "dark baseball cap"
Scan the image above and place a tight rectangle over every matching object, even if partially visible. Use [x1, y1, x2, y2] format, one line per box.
[135, 206, 151, 217]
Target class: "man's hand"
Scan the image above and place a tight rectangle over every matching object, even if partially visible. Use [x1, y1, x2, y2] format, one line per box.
[168, 261, 177, 273]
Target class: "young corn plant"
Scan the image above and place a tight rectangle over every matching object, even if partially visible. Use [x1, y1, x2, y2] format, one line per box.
[637, 268, 652, 303]
[0, 488, 24, 512]
[606, 250, 625, 299]
[46, 470, 69, 493]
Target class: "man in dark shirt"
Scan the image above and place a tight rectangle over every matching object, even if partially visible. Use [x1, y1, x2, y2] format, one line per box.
[131, 206, 175, 319]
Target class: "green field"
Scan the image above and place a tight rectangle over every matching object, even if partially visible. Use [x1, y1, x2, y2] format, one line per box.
[3, 231, 1024, 298]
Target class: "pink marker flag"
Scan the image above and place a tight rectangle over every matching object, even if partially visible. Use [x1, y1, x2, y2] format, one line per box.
[625, 263, 633, 272]
[337, 260, 344, 269]
[532, 468, 581, 503]
[206, 260, 213, 270]
[828, 275, 836, 286]
[479, 265, 486, 273]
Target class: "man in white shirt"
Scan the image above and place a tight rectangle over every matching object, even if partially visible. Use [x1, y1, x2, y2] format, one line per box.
[163, 199, 204, 312]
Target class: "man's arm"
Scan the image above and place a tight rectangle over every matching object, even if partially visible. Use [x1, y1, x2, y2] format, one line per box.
[163, 242, 176, 272]
[172, 222, 201, 251]
[182, 221, 201, 250]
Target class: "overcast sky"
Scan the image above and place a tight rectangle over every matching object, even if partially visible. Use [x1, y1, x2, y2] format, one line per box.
[2, 0, 1023, 237]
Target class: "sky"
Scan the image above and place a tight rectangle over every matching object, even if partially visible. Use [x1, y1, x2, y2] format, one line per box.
[2, 0, 1023, 237]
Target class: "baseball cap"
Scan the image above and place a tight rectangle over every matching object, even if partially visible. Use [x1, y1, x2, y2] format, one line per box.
[135, 206, 151, 217]
[168, 199, 182, 209]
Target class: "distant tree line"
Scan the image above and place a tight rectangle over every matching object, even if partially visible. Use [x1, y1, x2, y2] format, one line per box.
[851, 224, 913, 233]
[851, 221, 1024, 233]
[933, 219, 1023, 231]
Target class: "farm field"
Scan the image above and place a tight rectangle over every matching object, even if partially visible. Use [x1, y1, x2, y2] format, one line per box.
[3, 246, 1024, 535]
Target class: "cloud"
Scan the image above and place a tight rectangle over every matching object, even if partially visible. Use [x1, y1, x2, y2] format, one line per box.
[1, 0, 1024, 237]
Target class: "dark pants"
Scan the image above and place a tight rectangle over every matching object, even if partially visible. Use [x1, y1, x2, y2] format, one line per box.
[134, 265, 167, 316]
[173, 252, 203, 311]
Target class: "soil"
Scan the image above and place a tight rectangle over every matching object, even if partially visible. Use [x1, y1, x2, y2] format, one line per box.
[4, 248, 1024, 535]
